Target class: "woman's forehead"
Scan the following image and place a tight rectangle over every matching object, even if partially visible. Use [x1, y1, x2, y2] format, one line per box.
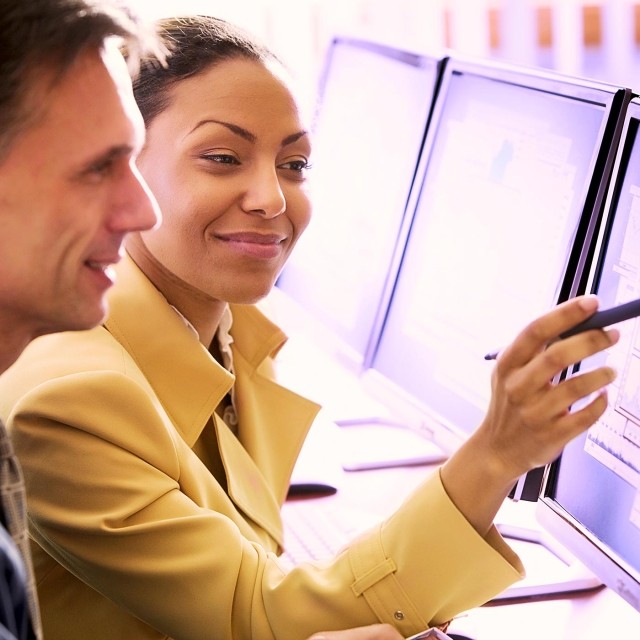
[161, 57, 309, 132]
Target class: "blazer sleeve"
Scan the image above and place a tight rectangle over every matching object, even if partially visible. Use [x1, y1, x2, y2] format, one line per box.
[8, 370, 523, 640]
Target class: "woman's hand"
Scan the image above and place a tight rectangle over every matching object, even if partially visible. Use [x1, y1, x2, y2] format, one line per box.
[441, 294, 619, 535]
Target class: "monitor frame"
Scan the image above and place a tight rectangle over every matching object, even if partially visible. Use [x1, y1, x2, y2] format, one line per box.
[537, 97, 640, 615]
[360, 54, 633, 455]
[274, 35, 448, 375]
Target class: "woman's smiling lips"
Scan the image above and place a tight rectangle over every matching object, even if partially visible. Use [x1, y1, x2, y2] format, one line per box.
[213, 231, 287, 259]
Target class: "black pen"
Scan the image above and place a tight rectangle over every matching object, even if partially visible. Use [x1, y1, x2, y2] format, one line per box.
[484, 296, 640, 361]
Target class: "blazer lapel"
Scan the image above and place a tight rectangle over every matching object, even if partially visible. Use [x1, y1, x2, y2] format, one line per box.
[214, 417, 284, 547]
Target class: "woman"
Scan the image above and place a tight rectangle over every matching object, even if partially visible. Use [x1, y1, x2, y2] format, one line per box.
[0, 15, 618, 640]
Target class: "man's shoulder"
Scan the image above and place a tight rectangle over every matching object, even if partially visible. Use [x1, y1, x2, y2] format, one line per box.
[12, 325, 122, 376]
[0, 325, 132, 417]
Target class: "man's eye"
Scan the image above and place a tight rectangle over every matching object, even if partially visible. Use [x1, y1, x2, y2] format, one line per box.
[78, 158, 116, 183]
[90, 159, 114, 176]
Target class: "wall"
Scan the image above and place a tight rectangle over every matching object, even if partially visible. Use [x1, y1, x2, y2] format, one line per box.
[129, 0, 640, 110]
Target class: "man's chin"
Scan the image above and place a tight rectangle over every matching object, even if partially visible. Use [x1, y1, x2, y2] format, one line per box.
[42, 301, 109, 336]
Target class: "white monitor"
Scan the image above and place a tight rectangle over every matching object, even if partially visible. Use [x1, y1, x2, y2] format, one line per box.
[538, 98, 640, 615]
[364, 56, 632, 453]
[275, 36, 446, 372]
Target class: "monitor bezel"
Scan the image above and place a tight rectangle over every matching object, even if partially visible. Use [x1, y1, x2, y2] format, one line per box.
[275, 35, 449, 373]
[362, 54, 633, 449]
[537, 98, 640, 615]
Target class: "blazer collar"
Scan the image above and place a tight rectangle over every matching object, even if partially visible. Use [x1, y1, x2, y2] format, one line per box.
[104, 254, 320, 541]
[104, 255, 234, 447]
[103, 253, 289, 447]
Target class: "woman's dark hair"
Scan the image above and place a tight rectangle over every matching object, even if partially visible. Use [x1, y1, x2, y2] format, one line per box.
[134, 14, 281, 127]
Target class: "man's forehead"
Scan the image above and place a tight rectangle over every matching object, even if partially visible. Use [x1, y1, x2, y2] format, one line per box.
[99, 39, 146, 152]
[100, 38, 136, 95]
[20, 43, 144, 165]
[21, 41, 134, 129]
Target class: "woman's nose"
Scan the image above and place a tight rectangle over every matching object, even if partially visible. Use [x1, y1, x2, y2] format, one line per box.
[241, 166, 286, 218]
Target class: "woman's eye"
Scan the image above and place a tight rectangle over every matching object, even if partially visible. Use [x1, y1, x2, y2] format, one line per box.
[202, 153, 240, 165]
[280, 159, 312, 174]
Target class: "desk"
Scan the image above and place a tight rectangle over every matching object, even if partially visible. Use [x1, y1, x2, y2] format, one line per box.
[287, 462, 640, 640]
[452, 588, 638, 639]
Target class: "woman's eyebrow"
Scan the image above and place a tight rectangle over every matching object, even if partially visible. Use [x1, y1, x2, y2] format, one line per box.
[282, 130, 309, 147]
[188, 119, 308, 148]
[188, 119, 256, 143]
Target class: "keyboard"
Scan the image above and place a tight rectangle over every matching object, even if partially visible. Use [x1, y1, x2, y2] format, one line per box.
[280, 499, 380, 569]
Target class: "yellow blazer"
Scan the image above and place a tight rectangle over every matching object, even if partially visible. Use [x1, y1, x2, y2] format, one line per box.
[0, 254, 523, 640]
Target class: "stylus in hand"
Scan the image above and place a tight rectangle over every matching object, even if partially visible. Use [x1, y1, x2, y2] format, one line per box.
[484, 296, 640, 361]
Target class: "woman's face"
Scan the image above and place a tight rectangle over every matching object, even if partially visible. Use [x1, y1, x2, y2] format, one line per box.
[134, 57, 312, 305]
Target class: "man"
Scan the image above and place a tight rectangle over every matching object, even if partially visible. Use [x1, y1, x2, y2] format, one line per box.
[0, 0, 164, 636]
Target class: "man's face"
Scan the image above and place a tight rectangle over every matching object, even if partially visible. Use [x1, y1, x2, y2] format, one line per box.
[0, 43, 159, 338]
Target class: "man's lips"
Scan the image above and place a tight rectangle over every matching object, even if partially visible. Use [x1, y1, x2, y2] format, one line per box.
[84, 253, 121, 270]
[85, 260, 114, 271]
[83, 253, 123, 287]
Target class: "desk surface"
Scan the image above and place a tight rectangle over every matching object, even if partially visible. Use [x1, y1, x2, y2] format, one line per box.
[288, 462, 640, 640]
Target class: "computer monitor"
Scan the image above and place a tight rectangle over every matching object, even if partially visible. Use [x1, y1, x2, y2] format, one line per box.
[275, 36, 446, 372]
[364, 56, 632, 454]
[537, 98, 640, 615]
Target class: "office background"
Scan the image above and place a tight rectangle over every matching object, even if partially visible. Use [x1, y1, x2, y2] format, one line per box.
[131, 0, 640, 111]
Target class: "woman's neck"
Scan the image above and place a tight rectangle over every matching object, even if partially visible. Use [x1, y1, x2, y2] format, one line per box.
[125, 234, 226, 348]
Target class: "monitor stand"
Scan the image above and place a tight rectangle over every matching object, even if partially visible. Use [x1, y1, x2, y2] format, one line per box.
[491, 501, 602, 602]
[336, 419, 449, 471]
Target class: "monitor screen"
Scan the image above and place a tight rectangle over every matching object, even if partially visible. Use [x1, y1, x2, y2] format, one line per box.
[365, 56, 631, 450]
[538, 98, 640, 614]
[275, 36, 445, 370]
